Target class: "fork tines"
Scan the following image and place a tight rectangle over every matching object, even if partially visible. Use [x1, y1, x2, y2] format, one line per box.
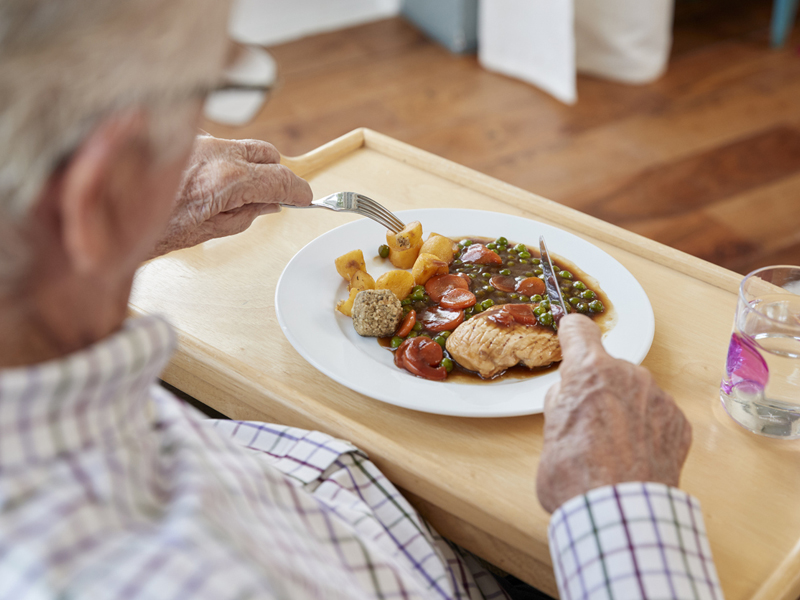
[356, 194, 405, 232]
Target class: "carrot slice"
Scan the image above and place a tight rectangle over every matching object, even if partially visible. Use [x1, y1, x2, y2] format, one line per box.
[418, 307, 464, 332]
[425, 274, 470, 302]
[395, 309, 416, 337]
[516, 277, 546, 297]
[439, 288, 476, 309]
[459, 244, 502, 265]
[395, 337, 447, 381]
[489, 275, 517, 293]
[486, 304, 539, 327]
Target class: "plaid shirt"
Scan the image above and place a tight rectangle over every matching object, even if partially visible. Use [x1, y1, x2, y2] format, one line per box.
[548, 484, 724, 600]
[0, 316, 507, 600]
[0, 315, 722, 600]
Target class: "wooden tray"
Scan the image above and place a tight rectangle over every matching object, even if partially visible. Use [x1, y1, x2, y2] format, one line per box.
[130, 128, 800, 599]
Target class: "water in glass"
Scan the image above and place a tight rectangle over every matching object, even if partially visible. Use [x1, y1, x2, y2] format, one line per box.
[720, 268, 800, 438]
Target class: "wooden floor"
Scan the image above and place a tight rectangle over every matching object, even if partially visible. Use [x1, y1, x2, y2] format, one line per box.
[203, 0, 800, 275]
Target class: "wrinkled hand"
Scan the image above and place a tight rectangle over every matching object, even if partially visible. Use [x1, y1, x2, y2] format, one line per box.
[151, 136, 312, 257]
[536, 314, 692, 513]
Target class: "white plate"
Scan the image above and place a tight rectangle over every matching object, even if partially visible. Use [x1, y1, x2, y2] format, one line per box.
[275, 209, 654, 417]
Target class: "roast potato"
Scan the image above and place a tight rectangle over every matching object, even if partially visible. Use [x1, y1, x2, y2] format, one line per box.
[388, 240, 422, 269]
[386, 221, 423, 252]
[335, 250, 366, 282]
[349, 269, 376, 292]
[419, 234, 454, 264]
[411, 253, 449, 284]
[375, 270, 415, 300]
[335, 288, 359, 317]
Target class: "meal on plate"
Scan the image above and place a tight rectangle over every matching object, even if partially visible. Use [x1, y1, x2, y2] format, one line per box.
[333, 221, 606, 382]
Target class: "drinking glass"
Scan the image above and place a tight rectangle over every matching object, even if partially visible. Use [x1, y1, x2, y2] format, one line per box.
[720, 266, 800, 439]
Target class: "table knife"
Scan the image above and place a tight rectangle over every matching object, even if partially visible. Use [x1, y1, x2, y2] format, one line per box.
[539, 236, 569, 327]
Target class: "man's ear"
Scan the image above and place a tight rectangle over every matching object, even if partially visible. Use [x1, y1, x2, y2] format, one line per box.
[59, 110, 149, 274]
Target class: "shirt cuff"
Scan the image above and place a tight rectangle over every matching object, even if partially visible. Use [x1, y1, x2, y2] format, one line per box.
[548, 482, 724, 600]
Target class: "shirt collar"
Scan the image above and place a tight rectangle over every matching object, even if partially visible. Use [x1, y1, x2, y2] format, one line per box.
[0, 316, 175, 472]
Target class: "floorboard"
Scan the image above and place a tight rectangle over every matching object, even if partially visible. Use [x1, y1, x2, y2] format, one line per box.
[203, 1, 800, 275]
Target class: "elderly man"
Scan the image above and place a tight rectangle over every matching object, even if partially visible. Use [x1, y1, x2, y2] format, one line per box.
[0, 1, 722, 599]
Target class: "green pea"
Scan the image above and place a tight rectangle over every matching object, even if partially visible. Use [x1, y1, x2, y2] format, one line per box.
[509, 293, 519, 300]
[538, 312, 554, 326]
[569, 296, 581, 306]
[434, 335, 447, 348]
[524, 271, 534, 277]
[484, 285, 495, 293]
[401, 298, 412, 306]
[390, 336, 404, 348]
[442, 331, 452, 338]
[519, 295, 530, 302]
[507, 261, 515, 267]
[573, 281, 587, 290]
[459, 239, 473, 247]
[499, 268, 511, 276]
[514, 243, 527, 252]
[480, 299, 495, 310]
[441, 357, 454, 373]
[589, 300, 604, 313]
[532, 258, 541, 265]
[519, 252, 531, 259]
[410, 290, 425, 302]
[475, 289, 485, 297]
[577, 302, 588, 313]
[453, 259, 463, 266]
[581, 290, 597, 300]
[533, 306, 545, 317]
[474, 304, 484, 313]
[412, 285, 425, 294]
[487, 242, 497, 249]
[507, 249, 518, 256]
[407, 331, 418, 339]
[531, 294, 543, 302]
[468, 273, 476, 278]
[412, 322, 422, 333]
[496, 236, 508, 246]
[534, 269, 543, 276]
[419, 333, 431, 339]
[483, 272, 492, 278]
[519, 260, 528, 264]
[379, 244, 390, 258]
[559, 270, 573, 280]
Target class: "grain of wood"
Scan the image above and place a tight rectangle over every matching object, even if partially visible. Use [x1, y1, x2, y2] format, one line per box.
[203, 2, 800, 275]
[132, 130, 800, 600]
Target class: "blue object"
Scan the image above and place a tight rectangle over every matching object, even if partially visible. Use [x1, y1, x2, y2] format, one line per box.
[401, 0, 478, 54]
[771, 0, 799, 47]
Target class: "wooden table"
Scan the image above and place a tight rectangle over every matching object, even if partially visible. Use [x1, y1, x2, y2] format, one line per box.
[130, 129, 800, 600]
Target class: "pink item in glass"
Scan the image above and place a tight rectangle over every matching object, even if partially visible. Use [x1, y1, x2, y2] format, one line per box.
[721, 333, 769, 395]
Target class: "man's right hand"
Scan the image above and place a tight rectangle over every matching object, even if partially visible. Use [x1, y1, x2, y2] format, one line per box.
[536, 314, 692, 514]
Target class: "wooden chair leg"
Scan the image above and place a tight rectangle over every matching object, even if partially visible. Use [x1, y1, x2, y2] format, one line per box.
[771, 0, 800, 48]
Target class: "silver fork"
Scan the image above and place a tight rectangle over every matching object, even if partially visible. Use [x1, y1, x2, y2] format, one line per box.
[280, 192, 406, 233]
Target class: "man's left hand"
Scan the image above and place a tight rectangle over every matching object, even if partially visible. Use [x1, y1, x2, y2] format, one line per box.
[151, 136, 312, 257]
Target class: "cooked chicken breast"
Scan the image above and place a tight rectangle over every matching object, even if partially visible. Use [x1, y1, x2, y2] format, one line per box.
[445, 305, 561, 378]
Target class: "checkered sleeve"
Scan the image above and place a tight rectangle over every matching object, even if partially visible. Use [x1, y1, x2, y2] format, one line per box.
[548, 482, 724, 600]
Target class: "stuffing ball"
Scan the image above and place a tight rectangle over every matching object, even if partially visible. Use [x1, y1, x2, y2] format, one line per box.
[352, 289, 402, 337]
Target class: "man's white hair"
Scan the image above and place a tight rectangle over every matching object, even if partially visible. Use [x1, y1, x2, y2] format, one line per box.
[0, 0, 231, 282]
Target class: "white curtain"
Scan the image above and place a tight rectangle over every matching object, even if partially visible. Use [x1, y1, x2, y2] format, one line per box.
[478, 0, 674, 104]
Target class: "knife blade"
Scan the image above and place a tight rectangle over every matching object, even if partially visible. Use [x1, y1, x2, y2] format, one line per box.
[539, 236, 569, 328]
